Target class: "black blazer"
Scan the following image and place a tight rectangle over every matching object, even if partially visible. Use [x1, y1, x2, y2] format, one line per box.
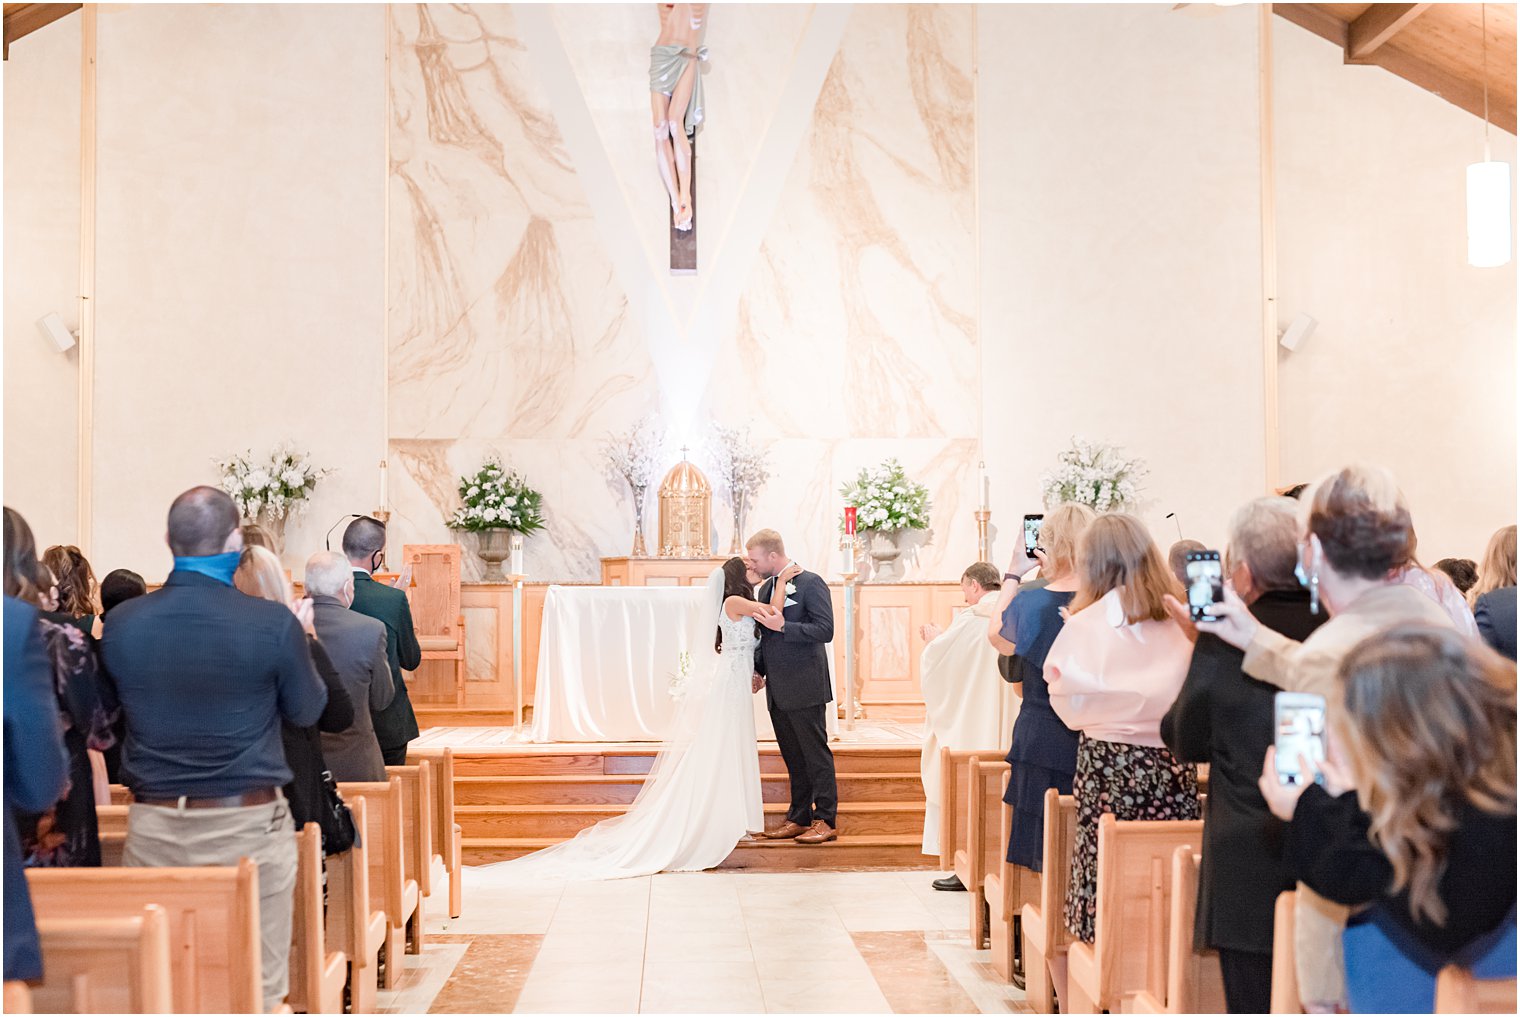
[1161, 588, 1325, 955]
[281, 636, 355, 838]
[1475, 586, 1517, 662]
[4, 598, 69, 981]
[754, 570, 834, 712]
[349, 572, 421, 749]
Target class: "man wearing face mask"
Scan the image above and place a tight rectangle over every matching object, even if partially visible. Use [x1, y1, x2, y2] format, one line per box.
[101, 486, 327, 1011]
[342, 515, 421, 766]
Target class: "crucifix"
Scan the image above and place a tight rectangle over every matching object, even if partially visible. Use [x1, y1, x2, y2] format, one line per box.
[650, 3, 708, 274]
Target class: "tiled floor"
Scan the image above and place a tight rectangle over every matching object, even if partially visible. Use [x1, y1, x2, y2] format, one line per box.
[411, 717, 926, 749]
[379, 865, 1034, 1014]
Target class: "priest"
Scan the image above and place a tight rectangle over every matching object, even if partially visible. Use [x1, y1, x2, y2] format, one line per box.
[918, 563, 1017, 877]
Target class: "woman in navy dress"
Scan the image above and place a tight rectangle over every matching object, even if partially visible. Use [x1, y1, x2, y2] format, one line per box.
[990, 504, 1095, 869]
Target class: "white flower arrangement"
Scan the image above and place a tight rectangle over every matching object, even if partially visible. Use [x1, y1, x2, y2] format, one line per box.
[447, 457, 544, 533]
[668, 650, 693, 700]
[215, 443, 330, 521]
[601, 415, 665, 494]
[839, 458, 932, 533]
[1040, 437, 1147, 513]
[706, 424, 770, 509]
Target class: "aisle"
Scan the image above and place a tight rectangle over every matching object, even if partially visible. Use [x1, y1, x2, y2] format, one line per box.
[379, 867, 1034, 1013]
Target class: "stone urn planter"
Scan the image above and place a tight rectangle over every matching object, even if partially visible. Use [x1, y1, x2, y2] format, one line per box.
[475, 528, 511, 581]
[867, 530, 905, 581]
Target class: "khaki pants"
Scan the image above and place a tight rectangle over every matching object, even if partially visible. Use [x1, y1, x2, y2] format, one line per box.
[124, 796, 297, 1011]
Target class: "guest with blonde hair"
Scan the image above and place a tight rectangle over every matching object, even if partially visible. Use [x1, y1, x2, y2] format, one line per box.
[1046, 513, 1199, 945]
[241, 523, 278, 553]
[1202, 463, 1454, 1010]
[235, 545, 355, 848]
[1472, 525, 1517, 661]
[1261, 625, 1516, 1012]
[989, 504, 1095, 901]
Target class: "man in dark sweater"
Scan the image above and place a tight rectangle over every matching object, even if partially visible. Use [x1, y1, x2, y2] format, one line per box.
[342, 515, 421, 766]
[1161, 496, 1326, 1014]
[102, 487, 326, 1010]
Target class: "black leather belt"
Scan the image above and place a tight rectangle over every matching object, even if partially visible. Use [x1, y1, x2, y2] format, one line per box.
[137, 787, 279, 809]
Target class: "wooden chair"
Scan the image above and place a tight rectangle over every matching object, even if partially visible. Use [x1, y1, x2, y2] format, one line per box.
[4, 982, 32, 1014]
[952, 756, 1009, 948]
[1435, 965, 1518, 1013]
[1270, 890, 1301, 1013]
[385, 761, 434, 902]
[323, 798, 385, 1014]
[31, 906, 173, 1014]
[1064, 815, 1205, 1014]
[983, 772, 1040, 983]
[336, 778, 420, 989]
[1128, 847, 1226, 1013]
[26, 861, 262, 1013]
[406, 746, 463, 918]
[96, 803, 129, 866]
[287, 824, 346, 1015]
[1021, 790, 1078, 1015]
[404, 544, 467, 704]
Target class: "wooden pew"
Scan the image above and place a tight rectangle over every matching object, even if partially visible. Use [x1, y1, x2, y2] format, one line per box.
[26, 861, 262, 1013]
[983, 772, 1040, 983]
[406, 746, 463, 918]
[385, 761, 434, 903]
[336, 778, 420, 989]
[287, 824, 346, 1015]
[1270, 890, 1301, 1014]
[1435, 965, 1518, 1013]
[1021, 789, 1078, 1014]
[323, 798, 385, 1014]
[1063, 815, 1205, 1014]
[937, 748, 1006, 874]
[952, 756, 1009, 949]
[1128, 847, 1226, 1013]
[4, 982, 32, 1014]
[96, 803, 129, 866]
[108, 784, 133, 806]
[32, 906, 173, 1014]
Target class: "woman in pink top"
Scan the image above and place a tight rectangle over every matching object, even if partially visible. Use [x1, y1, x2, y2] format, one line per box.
[1046, 513, 1200, 942]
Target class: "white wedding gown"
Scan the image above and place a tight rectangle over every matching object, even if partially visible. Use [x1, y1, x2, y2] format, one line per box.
[472, 568, 764, 882]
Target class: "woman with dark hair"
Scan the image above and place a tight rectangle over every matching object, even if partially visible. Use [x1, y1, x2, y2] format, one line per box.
[40, 546, 98, 624]
[2, 508, 118, 867]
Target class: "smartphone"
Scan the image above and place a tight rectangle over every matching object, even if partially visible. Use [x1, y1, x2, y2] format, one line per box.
[1185, 550, 1224, 623]
[1023, 514, 1044, 556]
[1273, 691, 1327, 786]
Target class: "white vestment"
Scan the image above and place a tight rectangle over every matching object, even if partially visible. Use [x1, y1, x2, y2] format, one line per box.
[919, 590, 1018, 856]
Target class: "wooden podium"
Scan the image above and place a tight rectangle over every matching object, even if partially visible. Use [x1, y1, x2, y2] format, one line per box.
[600, 556, 726, 587]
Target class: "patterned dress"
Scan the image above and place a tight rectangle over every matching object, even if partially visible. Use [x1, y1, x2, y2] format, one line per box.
[18, 618, 120, 867]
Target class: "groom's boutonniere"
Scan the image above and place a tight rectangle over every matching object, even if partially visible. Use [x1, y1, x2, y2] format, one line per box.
[785, 580, 798, 597]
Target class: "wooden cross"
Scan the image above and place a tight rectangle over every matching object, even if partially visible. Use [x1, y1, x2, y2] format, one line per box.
[670, 136, 696, 275]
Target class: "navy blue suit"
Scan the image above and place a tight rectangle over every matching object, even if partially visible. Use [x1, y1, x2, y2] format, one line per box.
[4, 598, 68, 980]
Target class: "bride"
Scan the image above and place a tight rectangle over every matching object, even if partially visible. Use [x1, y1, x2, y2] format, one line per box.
[473, 557, 782, 882]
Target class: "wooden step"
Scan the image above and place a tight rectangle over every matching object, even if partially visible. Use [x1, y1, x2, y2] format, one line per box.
[449, 745, 921, 778]
[455, 801, 926, 840]
[461, 834, 935, 871]
[453, 772, 927, 806]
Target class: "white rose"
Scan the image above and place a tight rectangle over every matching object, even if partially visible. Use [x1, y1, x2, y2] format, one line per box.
[247, 468, 272, 491]
[503, 496, 517, 508]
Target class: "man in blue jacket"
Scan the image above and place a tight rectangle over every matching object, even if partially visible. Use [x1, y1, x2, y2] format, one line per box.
[102, 487, 326, 1010]
[4, 595, 68, 983]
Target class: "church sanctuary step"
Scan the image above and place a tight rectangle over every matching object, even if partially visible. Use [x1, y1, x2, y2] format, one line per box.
[453, 772, 927, 806]
[461, 834, 933, 871]
[449, 745, 922, 777]
[456, 802, 926, 840]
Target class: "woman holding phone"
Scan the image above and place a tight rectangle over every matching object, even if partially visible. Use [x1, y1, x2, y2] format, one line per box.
[1259, 625, 1516, 1013]
[1199, 464, 1454, 1011]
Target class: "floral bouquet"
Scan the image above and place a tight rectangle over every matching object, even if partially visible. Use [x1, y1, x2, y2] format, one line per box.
[216, 443, 330, 521]
[447, 458, 545, 533]
[600, 415, 665, 493]
[839, 458, 932, 533]
[707, 424, 769, 551]
[1040, 437, 1146, 512]
[668, 650, 693, 700]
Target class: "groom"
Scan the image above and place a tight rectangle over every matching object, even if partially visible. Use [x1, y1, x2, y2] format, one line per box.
[746, 529, 839, 845]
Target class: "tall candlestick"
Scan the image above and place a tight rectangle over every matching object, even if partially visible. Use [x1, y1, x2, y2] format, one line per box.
[379, 459, 389, 512]
[979, 461, 989, 511]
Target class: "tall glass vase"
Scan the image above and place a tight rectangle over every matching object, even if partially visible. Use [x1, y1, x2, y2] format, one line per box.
[631, 485, 648, 557]
[728, 490, 747, 555]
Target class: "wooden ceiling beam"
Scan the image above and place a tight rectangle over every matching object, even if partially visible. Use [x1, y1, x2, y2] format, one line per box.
[1347, 4, 1431, 60]
[3, 3, 81, 59]
[1274, 4, 1349, 48]
[1368, 41, 1517, 134]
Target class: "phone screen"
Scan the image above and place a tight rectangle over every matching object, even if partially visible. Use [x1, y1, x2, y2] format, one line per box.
[1023, 514, 1043, 555]
[1185, 551, 1224, 622]
[1274, 694, 1327, 786]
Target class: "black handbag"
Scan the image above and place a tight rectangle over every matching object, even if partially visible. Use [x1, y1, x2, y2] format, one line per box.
[318, 770, 359, 856]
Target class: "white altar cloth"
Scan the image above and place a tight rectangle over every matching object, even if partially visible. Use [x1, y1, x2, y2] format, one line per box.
[531, 585, 839, 743]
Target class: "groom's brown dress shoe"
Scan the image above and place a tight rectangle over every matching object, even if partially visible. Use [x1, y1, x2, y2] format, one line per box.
[795, 820, 837, 844]
[762, 820, 809, 840]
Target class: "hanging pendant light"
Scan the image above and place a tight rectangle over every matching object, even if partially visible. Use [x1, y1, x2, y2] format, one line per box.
[1468, 3, 1512, 268]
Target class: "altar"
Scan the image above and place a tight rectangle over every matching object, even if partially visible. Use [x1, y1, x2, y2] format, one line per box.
[529, 584, 839, 743]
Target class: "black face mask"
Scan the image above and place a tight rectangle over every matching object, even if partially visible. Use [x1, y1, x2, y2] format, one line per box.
[370, 551, 384, 573]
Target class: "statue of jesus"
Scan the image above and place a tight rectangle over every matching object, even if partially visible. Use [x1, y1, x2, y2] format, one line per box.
[649, 3, 708, 232]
